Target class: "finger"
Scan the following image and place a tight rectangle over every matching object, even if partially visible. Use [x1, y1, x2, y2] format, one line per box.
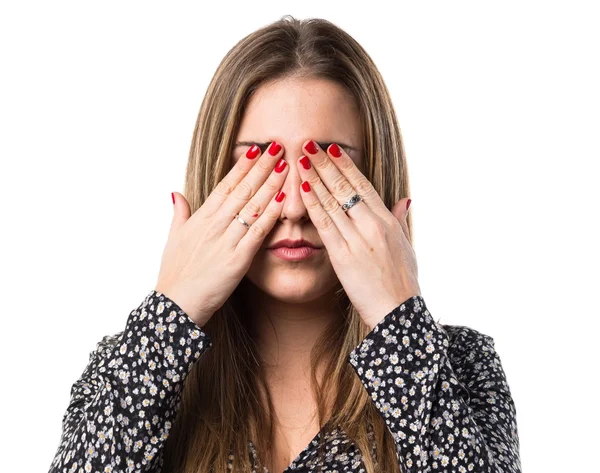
[218, 141, 285, 227]
[297, 176, 347, 253]
[403, 198, 412, 239]
[322, 141, 391, 221]
[224, 155, 289, 246]
[299, 141, 373, 236]
[301, 140, 372, 226]
[201, 141, 282, 219]
[170, 191, 191, 234]
[391, 197, 411, 241]
[236, 186, 287, 256]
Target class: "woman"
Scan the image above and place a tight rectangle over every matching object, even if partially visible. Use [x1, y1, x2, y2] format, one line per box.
[48, 15, 521, 473]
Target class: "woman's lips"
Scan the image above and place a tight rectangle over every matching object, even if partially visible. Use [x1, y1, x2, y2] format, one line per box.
[268, 246, 322, 261]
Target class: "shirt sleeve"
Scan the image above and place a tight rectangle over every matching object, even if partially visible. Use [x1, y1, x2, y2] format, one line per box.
[348, 295, 521, 473]
[48, 289, 213, 473]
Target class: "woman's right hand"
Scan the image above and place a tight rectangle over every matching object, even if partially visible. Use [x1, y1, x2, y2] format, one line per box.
[155, 141, 288, 327]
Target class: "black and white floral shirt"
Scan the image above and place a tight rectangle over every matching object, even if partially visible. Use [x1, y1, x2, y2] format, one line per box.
[47, 290, 521, 473]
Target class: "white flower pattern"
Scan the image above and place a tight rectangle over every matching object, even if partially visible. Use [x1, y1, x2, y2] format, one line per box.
[48, 291, 521, 473]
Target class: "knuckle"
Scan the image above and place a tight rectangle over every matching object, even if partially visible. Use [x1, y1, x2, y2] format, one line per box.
[332, 176, 353, 196]
[215, 178, 235, 197]
[307, 175, 321, 187]
[233, 179, 254, 201]
[265, 206, 281, 220]
[245, 199, 261, 216]
[306, 197, 322, 212]
[322, 194, 340, 214]
[355, 177, 375, 196]
[264, 177, 280, 193]
[257, 158, 273, 173]
[317, 213, 335, 231]
[339, 157, 355, 171]
[248, 221, 267, 240]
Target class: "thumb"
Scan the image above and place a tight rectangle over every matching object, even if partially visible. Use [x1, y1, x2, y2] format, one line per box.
[391, 197, 411, 237]
[170, 191, 191, 232]
[390, 197, 411, 223]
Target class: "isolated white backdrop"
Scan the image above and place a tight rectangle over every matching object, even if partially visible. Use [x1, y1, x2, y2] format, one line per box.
[1, 1, 598, 471]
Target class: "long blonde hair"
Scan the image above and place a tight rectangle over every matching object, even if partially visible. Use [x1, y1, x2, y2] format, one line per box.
[162, 15, 412, 473]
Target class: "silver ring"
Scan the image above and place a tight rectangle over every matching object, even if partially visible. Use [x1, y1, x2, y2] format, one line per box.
[341, 194, 363, 212]
[234, 213, 251, 228]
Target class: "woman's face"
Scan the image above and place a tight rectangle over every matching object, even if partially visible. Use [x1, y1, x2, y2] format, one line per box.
[231, 76, 363, 304]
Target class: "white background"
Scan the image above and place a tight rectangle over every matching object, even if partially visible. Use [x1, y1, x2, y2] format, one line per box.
[1, 1, 598, 471]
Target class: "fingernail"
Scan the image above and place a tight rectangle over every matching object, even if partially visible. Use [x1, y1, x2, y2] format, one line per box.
[275, 190, 285, 202]
[299, 155, 311, 169]
[275, 158, 287, 173]
[246, 144, 260, 159]
[268, 141, 282, 156]
[171, 192, 175, 204]
[328, 143, 342, 158]
[301, 181, 311, 192]
[406, 199, 411, 211]
[305, 140, 318, 155]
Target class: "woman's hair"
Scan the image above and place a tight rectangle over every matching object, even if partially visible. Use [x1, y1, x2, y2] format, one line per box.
[162, 15, 412, 473]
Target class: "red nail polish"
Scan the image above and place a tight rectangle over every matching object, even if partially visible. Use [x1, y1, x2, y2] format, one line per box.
[268, 141, 281, 156]
[171, 192, 175, 204]
[299, 155, 311, 169]
[275, 158, 287, 173]
[246, 145, 260, 159]
[253, 213, 258, 217]
[329, 143, 342, 158]
[305, 140, 318, 155]
[275, 190, 285, 202]
[406, 199, 412, 211]
[301, 181, 311, 192]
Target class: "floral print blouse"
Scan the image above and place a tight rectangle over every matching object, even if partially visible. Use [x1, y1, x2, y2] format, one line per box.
[47, 290, 521, 473]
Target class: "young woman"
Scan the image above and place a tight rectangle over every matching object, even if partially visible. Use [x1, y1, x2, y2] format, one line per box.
[48, 16, 521, 473]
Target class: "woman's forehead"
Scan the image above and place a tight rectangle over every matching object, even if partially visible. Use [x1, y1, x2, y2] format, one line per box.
[235, 77, 362, 158]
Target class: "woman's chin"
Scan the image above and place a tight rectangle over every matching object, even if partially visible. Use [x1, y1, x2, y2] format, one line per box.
[244, 265, 339, 304]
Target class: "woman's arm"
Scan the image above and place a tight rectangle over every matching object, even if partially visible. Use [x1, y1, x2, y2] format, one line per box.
[48, 290, 212, 473]
[348, 295, 521, 473]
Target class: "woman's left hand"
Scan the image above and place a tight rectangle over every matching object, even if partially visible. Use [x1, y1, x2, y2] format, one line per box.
[297, 140, 421, 330]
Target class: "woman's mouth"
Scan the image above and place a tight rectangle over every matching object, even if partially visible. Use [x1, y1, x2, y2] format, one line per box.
[268, 246, 322, 261]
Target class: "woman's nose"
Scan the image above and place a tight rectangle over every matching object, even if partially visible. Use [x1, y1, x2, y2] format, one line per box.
[277, 155, 309, 222]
